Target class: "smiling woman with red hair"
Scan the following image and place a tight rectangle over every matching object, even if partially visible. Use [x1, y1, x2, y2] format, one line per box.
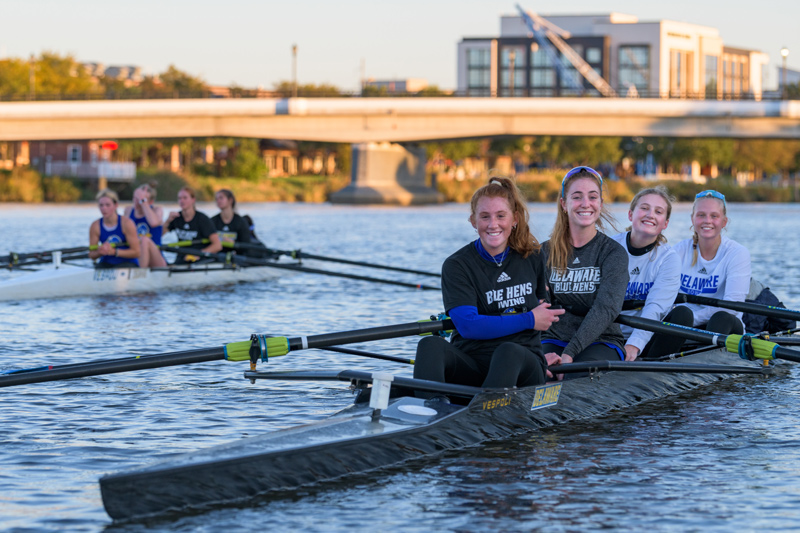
[413, 176, 564, 393]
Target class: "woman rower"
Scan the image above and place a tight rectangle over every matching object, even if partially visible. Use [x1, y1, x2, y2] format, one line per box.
[164, 186, 222, 264]
[89, 189, 140, 268]
[123, 183, 167, 268]
[212, 189, 252, 247]
[672, 190, 751, 334]
[542, 166, 628, 377]
[612, 186, 689, 360]
[413, 177, 564, 391]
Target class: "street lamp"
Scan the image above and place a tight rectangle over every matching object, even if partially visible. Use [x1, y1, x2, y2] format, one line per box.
[292, 44, 298, 98]
[781, 47, 789, 99]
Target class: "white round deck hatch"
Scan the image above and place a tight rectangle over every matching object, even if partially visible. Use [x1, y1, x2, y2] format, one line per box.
[397, 405, 438, 416]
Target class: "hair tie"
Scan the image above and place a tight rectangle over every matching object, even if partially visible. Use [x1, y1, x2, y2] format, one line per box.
[490, 179, 503, 186]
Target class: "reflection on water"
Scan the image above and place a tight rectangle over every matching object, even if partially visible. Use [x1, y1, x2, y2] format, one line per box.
[0, 202, 799, 531]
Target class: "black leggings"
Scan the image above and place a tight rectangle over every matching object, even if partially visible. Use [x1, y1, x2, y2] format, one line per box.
[544, 342, 621, 380]
[413, 336, 547, 390]
[642, 306, 743, 359]
[640, 306, 694, 359]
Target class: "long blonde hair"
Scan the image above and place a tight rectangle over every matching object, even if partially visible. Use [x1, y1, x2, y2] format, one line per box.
[469, 176, 539, 258]
[625, 186, 675, 247]
[548, 167, 615, 272]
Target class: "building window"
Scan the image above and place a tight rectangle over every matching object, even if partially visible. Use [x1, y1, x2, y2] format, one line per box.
[500, 46, 526, 96]
[67, 144, 82, 164]
[619, 45, 650, 93]
[467, 48, 491, 95]
[586, 47, 601, 64]
[705, 55, 718, 97]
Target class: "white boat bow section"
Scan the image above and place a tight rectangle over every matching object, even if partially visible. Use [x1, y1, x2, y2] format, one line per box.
[0, 262, 290, 301]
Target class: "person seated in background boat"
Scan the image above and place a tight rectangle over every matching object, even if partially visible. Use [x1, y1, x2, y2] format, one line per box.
[612, 186, 691, 360]
[542, 166, 629, 378]
[212, 189, 252, 247]
[164, 186, 222, 265]
[88, 189, 140, 269]
[672, 190, 751, 335]
[212, 190, 270, 259]
[413, 177, 565, 392]
[123, 183, 167, 268]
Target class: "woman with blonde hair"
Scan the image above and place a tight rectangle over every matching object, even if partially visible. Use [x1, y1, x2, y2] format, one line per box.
[672, 190, 751, 334]
[541, 166, 628, 376]
[89, 189, 140, 268]
[124, 182, 166, 268]
[413, 176, 564, 391]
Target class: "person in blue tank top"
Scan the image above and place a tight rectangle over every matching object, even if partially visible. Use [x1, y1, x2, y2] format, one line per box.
[124, 183, 167, 268]
[89, 189, 140, 268]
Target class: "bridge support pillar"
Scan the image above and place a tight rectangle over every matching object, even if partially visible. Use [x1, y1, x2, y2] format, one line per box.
[330, 142, 443, 205]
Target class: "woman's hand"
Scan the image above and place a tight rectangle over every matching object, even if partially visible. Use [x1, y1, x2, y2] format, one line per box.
[166, 211, 180, 225]
[554, 353, 573, 381]
[624, 344, 640, 361]
[97, 242, 115, 256]
[544, 352, 562, 379]
[532, 302, 565, 331]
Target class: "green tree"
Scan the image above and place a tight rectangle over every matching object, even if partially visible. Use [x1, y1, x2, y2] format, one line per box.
[228, 139, 266, 181]
[158, 65, 207, 95]
[273, 81, 341, 97]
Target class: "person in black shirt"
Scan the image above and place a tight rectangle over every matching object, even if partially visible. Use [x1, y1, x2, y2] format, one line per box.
[542, 167, 629, 378]
[413, 177, 564, 391]
[164, 186, 222, 265]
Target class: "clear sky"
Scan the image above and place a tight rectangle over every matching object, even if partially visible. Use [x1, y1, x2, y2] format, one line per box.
[4, 0, 798, 91]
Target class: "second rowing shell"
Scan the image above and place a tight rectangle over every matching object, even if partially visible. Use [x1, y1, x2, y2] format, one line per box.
[0, 262, 294, 301]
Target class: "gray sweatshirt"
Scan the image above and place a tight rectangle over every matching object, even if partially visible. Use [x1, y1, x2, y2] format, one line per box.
[542, 232, 629, 356]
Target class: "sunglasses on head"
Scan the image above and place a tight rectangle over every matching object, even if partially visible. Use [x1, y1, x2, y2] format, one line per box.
[695, 190, 726, 205]
[561, 166, 603, 198]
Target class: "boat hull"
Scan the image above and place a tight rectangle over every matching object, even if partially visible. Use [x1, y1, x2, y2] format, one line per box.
[99, 349, 773, 520]
[0, 263, 288, 301]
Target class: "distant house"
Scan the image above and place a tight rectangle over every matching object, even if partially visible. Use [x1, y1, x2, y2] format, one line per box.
[260, 140, 337, 177]
[29, 140, 136, 187]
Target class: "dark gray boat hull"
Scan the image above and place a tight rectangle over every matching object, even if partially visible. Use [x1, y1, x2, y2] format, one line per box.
[100, 349, 771, 520]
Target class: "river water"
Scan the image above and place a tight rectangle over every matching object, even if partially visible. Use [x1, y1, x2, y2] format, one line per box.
[0, 201, 799, 532]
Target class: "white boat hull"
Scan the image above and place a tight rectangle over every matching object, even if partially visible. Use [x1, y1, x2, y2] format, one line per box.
[0, 263, 288, 301]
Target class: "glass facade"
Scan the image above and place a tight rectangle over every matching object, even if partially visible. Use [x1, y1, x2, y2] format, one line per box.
[619, 45, 650, 93]
[467, 48, 491, 96]
[500, 46, 526, 96]
[705, 55, 718, 97]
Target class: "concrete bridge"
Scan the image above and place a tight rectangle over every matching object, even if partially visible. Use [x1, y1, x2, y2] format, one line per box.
[2, 98, 799, 203]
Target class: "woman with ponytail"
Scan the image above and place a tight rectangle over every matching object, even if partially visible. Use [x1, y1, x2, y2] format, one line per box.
[413, 176, 565, 391]
[541, 166, 628, 377]
[672, 190, 751, 334]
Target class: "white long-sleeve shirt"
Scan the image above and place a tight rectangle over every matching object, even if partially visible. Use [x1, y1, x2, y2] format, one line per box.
[673, 236, 752, 327]
[612, 232, 681, 352]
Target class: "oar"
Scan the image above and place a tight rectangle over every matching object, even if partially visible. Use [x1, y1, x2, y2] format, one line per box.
[244, 369, 482, 399]
[0, 318, 452, 388]
[616, 314, 800, 364]
[162, 246, 442, 291]
[675, 293, 800, 323]
[0, 245, 90, 264]
[549, 360, 769, 375]
[280, 249, 441, 278]
[172, 239, 440, 277]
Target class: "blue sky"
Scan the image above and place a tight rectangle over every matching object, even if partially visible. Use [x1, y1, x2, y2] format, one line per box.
[4, 0, 798, 91]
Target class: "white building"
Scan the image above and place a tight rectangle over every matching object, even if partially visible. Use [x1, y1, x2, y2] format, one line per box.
[457, 13, 769, 99]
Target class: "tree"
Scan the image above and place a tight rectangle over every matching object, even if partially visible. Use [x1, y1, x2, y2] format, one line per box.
[0, 52, 97, 99]
[158, 65, 207, 95]
[273, 81, 341, 97]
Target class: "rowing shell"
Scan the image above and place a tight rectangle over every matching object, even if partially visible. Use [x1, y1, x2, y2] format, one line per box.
[99, 348, 780, 521]
[0, 262, 293, 301]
